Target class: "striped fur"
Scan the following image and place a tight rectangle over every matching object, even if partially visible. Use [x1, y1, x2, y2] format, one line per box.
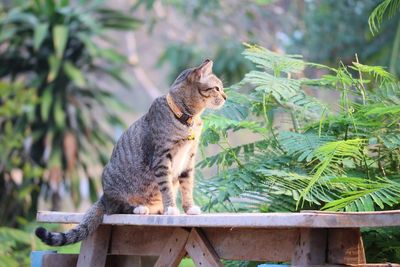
[35, 59, 226, 246]
[35, 197, 106, 246]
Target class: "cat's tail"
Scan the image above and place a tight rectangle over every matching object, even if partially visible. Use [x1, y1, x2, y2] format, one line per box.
[35, 196, 106, 246]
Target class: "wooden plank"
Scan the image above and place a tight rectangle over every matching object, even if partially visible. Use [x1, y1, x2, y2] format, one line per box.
[185, 228, 223, 267]
[36, 211, 400, 228]
[327, 228, 366, 265]
[42, 254, 78, 267]
[106, 255, 158, 267]
[109, 226, 174, 255]
[77, 225, 111, 267]
[140, 256, 159, 267]
[203, 228, 298, 261]
[41, 254, 159, 267]
[106, 255, 140, 267]
[291, 228, 328, 266]
[108, 226, 298, 261]
[154, 228, 190, 267]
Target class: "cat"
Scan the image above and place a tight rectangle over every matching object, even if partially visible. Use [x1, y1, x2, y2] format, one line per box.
[35, 59, 226, 246]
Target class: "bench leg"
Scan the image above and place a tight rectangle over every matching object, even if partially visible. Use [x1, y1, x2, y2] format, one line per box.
[185, 228, 223, 267]
[291, 228, 328, 266]
[327, 228, 366, 265]
[43, 254, 78, 267]
[77, 225, 111, 267]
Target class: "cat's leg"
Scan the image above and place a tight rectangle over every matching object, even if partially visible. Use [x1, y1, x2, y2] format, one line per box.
[153, 151, 179, 215]
[179, 153, 201, 215]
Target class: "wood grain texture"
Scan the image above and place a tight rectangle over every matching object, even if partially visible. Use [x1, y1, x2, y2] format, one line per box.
[42, 254, 78, 267]
[106, 255, 158, 267]
[36, 210, 400, 228]
[154, 228, 190, 267]
[108, 226, 298, 261]
[109, 226, 174, 255]
[327, 228, 366, 265]
[77, 225, 111, 267]
[204, 228, 298, 261]
[291, 228, 328, 266]
[185, 228, 223, 267]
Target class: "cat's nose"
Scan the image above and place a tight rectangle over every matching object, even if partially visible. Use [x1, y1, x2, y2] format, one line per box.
[222, 93, 227, 100]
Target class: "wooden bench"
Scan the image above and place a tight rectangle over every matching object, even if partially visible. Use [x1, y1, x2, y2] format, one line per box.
[36, 210, 400, 267]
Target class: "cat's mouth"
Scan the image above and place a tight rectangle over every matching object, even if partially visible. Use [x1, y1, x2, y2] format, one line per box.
[210, 98, 226, 110]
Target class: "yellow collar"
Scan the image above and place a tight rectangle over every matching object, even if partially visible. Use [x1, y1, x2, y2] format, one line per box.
[166, 93, 194, 126]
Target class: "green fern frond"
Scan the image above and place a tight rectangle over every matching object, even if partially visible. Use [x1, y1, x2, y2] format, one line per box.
[363, 104, 400, 116]
[242, 43, 305, 74]
[350, 62, 396, 84]
[244, 71, 301, 101]
[203, 114, 266, 134]
[370, 82, 400, 105]
[279, 131, 335, 162]
[198, 140, 270, 169]
[322, 177, 400, 211]
[312, 138, 366, 176]
[381, 132, 400, 149]
[368, 0, 400, 34]
[255, 168, 337, 207]
[299, 139, 367, 206]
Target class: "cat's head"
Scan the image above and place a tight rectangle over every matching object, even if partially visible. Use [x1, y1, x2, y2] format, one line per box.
[171, 59, 227, 112]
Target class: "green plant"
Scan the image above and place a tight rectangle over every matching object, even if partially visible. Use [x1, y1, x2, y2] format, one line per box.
[198, 43, 400, 213]
[0, 223, 81, 267]
[0, 226, 33, 267]
[0, 81, 42, 226]
[0, 0, 140, 218]
[197, 42, 400, 265]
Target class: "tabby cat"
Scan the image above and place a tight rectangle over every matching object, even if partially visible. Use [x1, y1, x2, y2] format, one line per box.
[35, 59, 226, 246]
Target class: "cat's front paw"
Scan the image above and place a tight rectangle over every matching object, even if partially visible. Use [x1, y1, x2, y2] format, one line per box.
[185, 205, 201, 215]
[133, 205, 150, 215]
[164, 206, 180, 215]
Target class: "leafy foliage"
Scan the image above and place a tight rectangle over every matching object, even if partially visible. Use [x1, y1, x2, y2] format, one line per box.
[198, 44, 400, 213]
[197, 39, 400, 265]
[362, 227, 400, 263]
[0, 0, 140, 215]
[368, 0, 400, 34]
[0, 223, 80, 267]
[0, 81, 42, 226]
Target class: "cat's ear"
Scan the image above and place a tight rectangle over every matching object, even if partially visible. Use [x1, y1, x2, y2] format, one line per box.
[192, 59, 213, 81]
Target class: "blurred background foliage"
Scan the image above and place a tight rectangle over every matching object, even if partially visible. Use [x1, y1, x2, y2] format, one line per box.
[0, 0, 140, 223]
[0, 0, 400, 266]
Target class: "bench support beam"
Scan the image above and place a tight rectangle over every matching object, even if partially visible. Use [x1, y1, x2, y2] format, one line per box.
[291, 228, 328, 266]
[154, 228, 190, 267]
[185, 228, 223, 267]
[77, 225, 111, 267]
[328, 228, 366, 265]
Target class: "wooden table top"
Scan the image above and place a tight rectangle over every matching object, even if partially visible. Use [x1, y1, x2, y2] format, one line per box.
[37, 210, 400, 228]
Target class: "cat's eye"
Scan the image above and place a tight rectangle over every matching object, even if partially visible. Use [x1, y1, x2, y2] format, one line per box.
[215, 87, 220, 92]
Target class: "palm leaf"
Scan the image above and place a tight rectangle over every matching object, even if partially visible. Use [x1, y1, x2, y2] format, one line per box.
[279, 131, 335, 162]
[369, 0, 400, 34]
[323, 177, 400, 211]
[299, 139, 366, 205]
